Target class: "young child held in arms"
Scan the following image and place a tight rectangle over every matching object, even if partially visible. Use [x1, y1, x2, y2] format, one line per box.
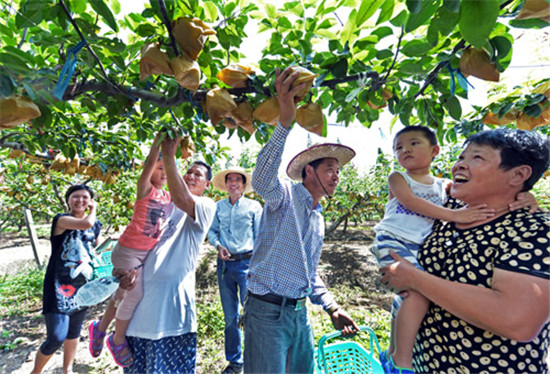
[88, 133, 171, 367]
[371, 125, 495, 374]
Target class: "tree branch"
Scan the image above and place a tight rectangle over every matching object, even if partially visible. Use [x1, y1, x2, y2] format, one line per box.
[63, 72, 382, 107]
[158, 0, 179, 57]
[414, 39, 466, 98]
[383, 24, 404, 83]
[58, 0, 123, 95]
[414, 1, 510, 98]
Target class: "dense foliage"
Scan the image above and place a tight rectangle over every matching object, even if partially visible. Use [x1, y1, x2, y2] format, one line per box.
[1, 0, 549, 231]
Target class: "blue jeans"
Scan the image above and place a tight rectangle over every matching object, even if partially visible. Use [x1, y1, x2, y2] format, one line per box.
[217, 258, 249, 365]
[40, 309, 87, 355]
[243, 295, 314, 373]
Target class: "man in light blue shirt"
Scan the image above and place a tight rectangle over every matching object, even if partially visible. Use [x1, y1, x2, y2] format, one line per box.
[243, 67, 359, 374]
[208, 167, 262, 374]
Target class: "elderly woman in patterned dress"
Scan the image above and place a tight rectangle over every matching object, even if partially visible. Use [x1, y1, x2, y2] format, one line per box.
[381, 128, 550, 373]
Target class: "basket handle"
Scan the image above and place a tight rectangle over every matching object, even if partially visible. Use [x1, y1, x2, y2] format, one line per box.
[317, 325, 382, 374]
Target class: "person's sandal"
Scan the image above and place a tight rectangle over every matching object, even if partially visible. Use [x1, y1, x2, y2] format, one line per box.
[88, 320, 106, 358]
[106, 333, 134, 367]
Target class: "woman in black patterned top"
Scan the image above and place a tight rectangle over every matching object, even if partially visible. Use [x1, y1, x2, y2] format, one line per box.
[31, 184, 102, 374]
[381, 129, 550, 373]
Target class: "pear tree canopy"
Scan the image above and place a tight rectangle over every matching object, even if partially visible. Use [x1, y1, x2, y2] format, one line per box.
[1, 0, 549, 177]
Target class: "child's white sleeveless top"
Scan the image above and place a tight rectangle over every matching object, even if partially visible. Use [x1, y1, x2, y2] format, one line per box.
[374, 171, 447, 244]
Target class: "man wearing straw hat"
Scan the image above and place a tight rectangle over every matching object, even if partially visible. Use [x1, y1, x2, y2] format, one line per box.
[242, 67, 359, 374]
[208, 167, 262, 374]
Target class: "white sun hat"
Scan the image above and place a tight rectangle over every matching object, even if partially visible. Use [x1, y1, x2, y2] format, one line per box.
[286, 143, 356, 181]
[211, 167, 254, 193]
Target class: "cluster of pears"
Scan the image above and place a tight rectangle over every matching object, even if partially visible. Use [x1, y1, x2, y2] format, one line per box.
[7, 149, 120, 185]
[138, 17, 326, 136]
[482, 81, 550, 130]
[208, 65, 324, 135]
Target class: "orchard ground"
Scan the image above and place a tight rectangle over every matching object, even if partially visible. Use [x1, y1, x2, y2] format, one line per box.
[0, 223, 393, 374]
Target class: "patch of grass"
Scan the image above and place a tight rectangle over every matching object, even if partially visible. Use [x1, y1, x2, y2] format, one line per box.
[197, 299, 226, 374]
[0, 266, 44, 317]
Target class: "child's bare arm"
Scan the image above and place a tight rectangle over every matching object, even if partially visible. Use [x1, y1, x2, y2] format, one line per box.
[509, 191, 542, 213]
[389, 172, 494, 223]
[136, 133, 162, 200]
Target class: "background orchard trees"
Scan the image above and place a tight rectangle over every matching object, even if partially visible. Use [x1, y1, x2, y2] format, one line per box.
[0, 0, 549, 232]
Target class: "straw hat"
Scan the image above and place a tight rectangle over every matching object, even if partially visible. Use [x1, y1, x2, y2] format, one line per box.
[211, 167, 254, 193]
[286, 143, 356, 181]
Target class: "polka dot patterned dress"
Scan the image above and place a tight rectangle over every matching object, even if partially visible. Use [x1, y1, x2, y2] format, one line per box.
[413, 199, 550, 373]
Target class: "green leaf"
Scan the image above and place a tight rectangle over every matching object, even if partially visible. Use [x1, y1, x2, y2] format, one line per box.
[443, 0, 460, 13]
[427, 23, 439, 45]
[356, 0, 384, 28]
[376, 49, 394, 60]
[490, 35, 512, 61]
[1, 46, 35, 66]
[390, 9, 408, 27]
[111, 0, 121, 14]
[72, 0, 87, 14]
[406, 0, 440, 33]
[371, 26, 394, 40]
[430, 6, 460, 37]
[264, 3, 277, 18]
[523, 104, 542, 117]
[459, 0, 499, 49]
[401, 40, 433, 57]
[0, 74, 15, 97]
[441, 94, 462, 120]
[340, 9, 357, 45]
[509, 18, 550, 29]
[376, 0, 395, 25]
[203, 1, 219, 22]
[332, 58, 349, 78]
[135, 23, 157, 37]
[22, 83, 38, 101]
[406, 0, 422, 14]
[90, 0, 119, 32]
[399, 60, 425, 75]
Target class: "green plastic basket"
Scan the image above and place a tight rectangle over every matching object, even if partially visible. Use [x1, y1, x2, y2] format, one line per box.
[315, 326, 385, 374]
[91, 238, 117, 279]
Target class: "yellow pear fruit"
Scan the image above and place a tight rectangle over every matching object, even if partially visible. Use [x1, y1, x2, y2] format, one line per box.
[217, 64, 255, 88]
[515, 0, 550, 22]
[533, 80, 550, 98]
[253, 97, 280, 125]
[9, 149, 24, 159]
[172, 17, 216, 60]
[231, 101, 255, 134]
[205, 88, 238, 126]
[367, 87, 394, 110]
[0, 95, 41, 129]
[84, 164, 105, 179]
[516, 102, 550, 130]
[140, 43, 173, 81]
[170, 54, 201, 91]
[41, 174, 51, 185]
[459, 48, 500, 82]
[295, 103, 324, 136]
[180, 136, 196, 159]
[50, 153, 69, 171]
[482, 111, 519, 126]
[290, 66, 319, 101]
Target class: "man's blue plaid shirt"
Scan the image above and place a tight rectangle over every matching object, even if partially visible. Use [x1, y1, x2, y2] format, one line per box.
[247, 124, 337, 310]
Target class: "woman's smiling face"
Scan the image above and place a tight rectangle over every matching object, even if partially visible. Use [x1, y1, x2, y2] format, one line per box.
[451, 143, 508, 205]
[67, 189, 92, 214]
